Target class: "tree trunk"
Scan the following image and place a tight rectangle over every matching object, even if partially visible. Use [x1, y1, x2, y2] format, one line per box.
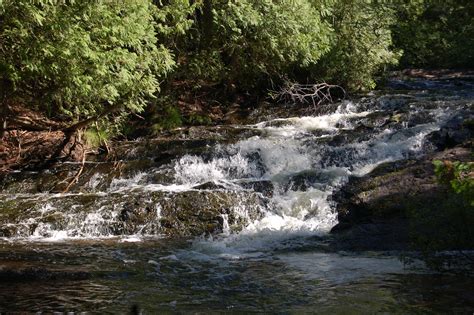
[199, 0, 214, 50]
[0, 79, 10, 139]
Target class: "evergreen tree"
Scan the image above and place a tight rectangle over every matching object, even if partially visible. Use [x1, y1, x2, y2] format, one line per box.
[0, 0, 174, 124]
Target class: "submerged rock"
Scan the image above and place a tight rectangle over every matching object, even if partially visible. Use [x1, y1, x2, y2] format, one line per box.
[192, 182, 227, 190]
[238, 180, 274, 197]
[0, 267, 91, 281]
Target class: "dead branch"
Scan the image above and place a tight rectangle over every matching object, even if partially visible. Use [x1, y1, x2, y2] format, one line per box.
[113, 160, 125, 177]
[15, 131, 27, 162]
[62, 149, 88, 193]
[275, 82, 346, 108]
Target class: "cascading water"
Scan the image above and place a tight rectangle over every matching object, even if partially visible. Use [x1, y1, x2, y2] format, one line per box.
[0, 83, 464, 243]
[1, 78, 473, 312]
[171, 99, 452, 255]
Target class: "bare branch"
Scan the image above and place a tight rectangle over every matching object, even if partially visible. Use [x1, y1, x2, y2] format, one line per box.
[275, 81, 346, 109]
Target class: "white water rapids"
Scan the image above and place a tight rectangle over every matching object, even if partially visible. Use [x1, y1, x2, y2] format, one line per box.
[1, 79, 473, 314]
[0, 92, 458, 254]
[175, 101, 446, 256]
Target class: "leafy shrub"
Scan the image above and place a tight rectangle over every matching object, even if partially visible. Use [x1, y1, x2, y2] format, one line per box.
[176, 0, 333, 89]
[186, 113, 212, 126]
[0, 0, 174, 120]
[392, 0, 474, 69]
[152, 105, 183, 133]
[315, 0, 401, 90]
[434, 160, 474, 206]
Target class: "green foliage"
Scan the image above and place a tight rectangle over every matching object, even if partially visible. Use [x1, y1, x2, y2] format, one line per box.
[172, 0, 401, 91]
[392, 0, 474, 69]
[0, 0, 174, 119]
[84, 128, 108, 148]
[186, 113, 212, 126]
[152, 105, 183, 133]
[434, 160, 474, 206]
[85, 115, 126, 147]
[3, 0, 472, 139]
[315, 0, 401, 90]
[185, 50, 227, 83]
[153, 0, 197, 39]
[177, 0, 333, 88]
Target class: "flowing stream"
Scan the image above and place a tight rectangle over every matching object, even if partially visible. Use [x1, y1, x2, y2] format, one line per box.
[1, 78, 473, 312]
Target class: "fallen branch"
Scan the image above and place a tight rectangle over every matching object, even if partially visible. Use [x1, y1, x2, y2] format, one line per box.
[62, 149, 88, 193]
[275, 82, 346, 108]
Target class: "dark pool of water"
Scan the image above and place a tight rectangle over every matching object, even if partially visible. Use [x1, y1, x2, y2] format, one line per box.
[1, 238, 473, 313]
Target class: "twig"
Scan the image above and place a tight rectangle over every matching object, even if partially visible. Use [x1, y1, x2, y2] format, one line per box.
[275, 81, 346, 109]
[15, 131, 27, 162]
[103, 139, 111, 155]
[113, 160, 124, 177]
[132, 112, 145, 120]
[16, 136, 22, 162]
[62, 150, 87, 193]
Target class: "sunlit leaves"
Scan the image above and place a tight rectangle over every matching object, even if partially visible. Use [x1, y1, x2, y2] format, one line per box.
[181, 0, 333, 88]
[315, 0, 401, 90]
[0, 0, 174, 119]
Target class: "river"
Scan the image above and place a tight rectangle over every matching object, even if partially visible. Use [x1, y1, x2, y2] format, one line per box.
[1, 77, 473, 313]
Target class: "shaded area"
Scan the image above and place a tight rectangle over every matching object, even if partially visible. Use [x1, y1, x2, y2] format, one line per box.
[0, 241, 473, 313]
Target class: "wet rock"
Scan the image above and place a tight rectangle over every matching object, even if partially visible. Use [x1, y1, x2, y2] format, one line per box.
[329, 219, 410, 251]
[330, 146, 472, 250]
[0, 190, 266, 238]
[0, 172, 38, 194]
[0, 267, 90, 281]
[244, 151, 267, 177]
[153, 152, 176, 165]
[406, 110, 436, 127]
[425, 113, 474, 150]
[356, 111, 390, 129]
[238, 180, 274, 197]
[0, 160, 169, 194]
[110, 138, 216, 162]
[285, 170, 322, 191]
[0, 225, 19, 238]
[155, 191, 264, 237]
[109, 125, 262, 163]
[193, 182, 227, 190]
[376, 94, 416, 111]
[326, 125, 374, 147]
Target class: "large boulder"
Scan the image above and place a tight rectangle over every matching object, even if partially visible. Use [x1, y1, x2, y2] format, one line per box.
[425, 112, 473, 150]
[330, 146, 472, 250]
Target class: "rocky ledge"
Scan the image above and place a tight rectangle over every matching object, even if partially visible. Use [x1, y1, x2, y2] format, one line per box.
[329, 105, 473, 251]
[330, 145, 472, 251]
[0, 190, 266, 238]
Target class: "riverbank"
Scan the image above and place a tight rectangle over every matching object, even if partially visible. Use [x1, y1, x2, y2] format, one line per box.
[2, 69, 472, 175]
